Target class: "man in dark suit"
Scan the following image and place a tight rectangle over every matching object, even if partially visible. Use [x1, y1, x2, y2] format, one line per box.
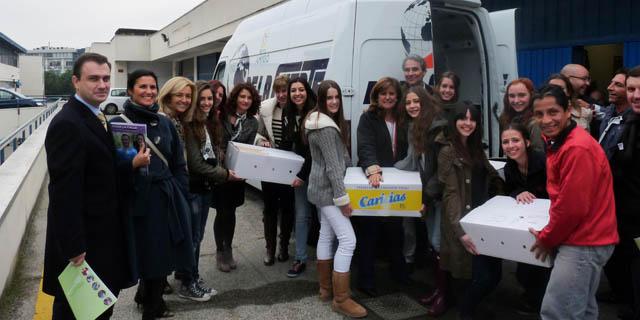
[43, 53, 149, 319]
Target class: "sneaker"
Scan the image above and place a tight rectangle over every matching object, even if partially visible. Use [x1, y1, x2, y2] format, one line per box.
[286, 260, 306, 278]
[196, 278, 218, 296]
[178, 282, 211, 302]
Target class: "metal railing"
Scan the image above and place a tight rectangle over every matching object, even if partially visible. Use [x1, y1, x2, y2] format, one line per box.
[0, 99, 62, 165]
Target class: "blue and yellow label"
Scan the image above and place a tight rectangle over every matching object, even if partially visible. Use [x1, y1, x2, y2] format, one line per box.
[348, 189, 422, 211]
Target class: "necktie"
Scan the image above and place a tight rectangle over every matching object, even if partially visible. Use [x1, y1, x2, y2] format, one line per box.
[97, 112, 108, 131]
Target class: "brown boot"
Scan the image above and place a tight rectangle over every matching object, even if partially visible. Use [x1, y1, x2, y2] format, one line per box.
[317, 260, 333, 302]
[332, 271, 367, 318]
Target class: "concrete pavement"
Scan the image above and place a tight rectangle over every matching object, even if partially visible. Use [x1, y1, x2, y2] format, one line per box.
[0, 178, 619, 320]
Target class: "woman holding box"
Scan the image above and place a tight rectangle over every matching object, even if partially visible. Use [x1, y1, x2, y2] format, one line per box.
[436, 103, 503, 320]
[395, 86, 449, 315]
[355, 76, 408, 296]
[282, 77, 317, 278]
[304, 80, 367, 318]
[501, 122, 550, 314]
[183, 81, 242, 293]
[213, 83, 259, 272]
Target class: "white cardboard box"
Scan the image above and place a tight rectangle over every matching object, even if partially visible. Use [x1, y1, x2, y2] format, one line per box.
[344, 167, 422, 217]
[460, 196, 553, 267]
[225, 141, 304, 185]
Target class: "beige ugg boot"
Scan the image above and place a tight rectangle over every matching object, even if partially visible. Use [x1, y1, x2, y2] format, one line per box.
[317, 260, 333, 301]
[331, 271, 367, 318]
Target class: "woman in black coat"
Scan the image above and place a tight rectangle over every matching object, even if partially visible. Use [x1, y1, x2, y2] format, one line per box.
[501, 122, 551, 313]
[213, 82, 259, 272]
[355, 77, 408, 296]
[111, 69, 193, 319]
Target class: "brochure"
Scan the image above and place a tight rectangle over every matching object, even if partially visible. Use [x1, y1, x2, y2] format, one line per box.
[111, 122, 147, 174]
[635, 237, 640, 251]
[58, 261, 118, 320]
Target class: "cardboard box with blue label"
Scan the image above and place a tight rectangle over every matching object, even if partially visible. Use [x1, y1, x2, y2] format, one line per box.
[344, 167, 422, 217]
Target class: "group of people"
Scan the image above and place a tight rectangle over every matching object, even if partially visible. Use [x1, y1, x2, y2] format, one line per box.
[42, 51, 639, 320]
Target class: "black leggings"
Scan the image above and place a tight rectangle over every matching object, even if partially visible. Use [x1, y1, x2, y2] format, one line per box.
[214, 202, 237, 251]
[141, 277, 167, 320]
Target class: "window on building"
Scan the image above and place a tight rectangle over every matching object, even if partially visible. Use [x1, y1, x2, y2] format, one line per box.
[0, 45, 19, 67]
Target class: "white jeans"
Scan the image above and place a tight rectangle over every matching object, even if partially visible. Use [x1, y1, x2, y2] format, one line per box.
[316, 205, 357, 273]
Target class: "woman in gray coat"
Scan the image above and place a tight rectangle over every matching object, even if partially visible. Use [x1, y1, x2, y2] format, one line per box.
[304, 80, 367, 318]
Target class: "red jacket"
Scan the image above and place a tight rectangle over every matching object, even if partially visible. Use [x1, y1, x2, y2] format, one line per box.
[538, 124, 619, 248]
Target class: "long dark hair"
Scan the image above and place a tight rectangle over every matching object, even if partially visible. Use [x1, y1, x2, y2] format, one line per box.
[435, 71, 460, 103]
[209, 80, 227, 112]
[499, 78, 535, 129]
[500, 122, 532, 157]
[184, 82, 222, 148]
[448, 102, 484, 167]
[367, 77, 403, 126]
[407, 86, 442, 154]
[284, 77, 317, 139]
[308, 80, 350, 147]
[220, 82, 260, 121]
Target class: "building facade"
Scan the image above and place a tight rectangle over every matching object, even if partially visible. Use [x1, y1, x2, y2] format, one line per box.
[27, 46, 84, 74]
[483, 0, 640, 90]
[0, 32, 27, 89]
[87, 0, 286, 88]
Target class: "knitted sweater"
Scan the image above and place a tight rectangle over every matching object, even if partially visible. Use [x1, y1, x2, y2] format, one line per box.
[305, 111, 351, 207]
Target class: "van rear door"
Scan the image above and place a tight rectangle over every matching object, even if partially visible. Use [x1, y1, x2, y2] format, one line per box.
[489, 9, 519, 94]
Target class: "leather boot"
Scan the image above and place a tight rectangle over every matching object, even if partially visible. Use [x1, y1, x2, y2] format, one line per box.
[226, 247, 237, 270]
[332, 271, 367, 318]
[317, 260, 333, 302]
[216, 251, 231, 272]
[426, 263, 448, 317]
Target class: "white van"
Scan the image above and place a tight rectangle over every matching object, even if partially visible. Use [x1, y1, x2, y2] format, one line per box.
[213, 0, 518, 157]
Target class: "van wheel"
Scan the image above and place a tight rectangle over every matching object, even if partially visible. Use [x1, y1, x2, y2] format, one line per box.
[105, 104, 118, 115]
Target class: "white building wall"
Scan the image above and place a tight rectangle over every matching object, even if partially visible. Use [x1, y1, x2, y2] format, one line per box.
[0, 63, 20, 89]
[87, 0, 286, 87]
[18, 55, 44, 96]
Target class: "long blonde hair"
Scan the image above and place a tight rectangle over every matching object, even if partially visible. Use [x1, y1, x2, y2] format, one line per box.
[158, 76, 196, 120]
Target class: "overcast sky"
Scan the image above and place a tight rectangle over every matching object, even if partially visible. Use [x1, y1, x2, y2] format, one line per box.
[0, 0, 204, 50]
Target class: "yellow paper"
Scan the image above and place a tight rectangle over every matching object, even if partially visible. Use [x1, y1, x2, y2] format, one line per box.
[635, 237, 640, 251]
[348, 189, 422, 211]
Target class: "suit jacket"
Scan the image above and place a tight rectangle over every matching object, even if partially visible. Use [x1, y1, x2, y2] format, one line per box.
[43, 95, 134, 297]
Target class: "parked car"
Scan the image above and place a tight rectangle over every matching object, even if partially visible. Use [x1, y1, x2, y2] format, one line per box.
[99, 88, 129, 114]
[0, 88, 44, 109]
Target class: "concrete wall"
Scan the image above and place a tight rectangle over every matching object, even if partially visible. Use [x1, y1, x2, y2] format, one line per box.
[18, 55, 45, 97]
[149, 0, 285, 61]
[0, 63, 20, 89]
[0, 103, 60, 298]
[0, 106, 47, 140]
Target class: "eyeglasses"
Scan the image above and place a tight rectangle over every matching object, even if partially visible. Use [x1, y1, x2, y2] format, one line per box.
[569, 75, 591, 83]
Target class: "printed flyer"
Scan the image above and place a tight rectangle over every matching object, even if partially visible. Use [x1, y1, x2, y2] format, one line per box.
[58, 261, 118, 320]
[111, 122, 147, 174]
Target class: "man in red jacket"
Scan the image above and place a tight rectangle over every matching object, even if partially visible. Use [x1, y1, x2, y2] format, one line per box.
[529, 84, 619, 320]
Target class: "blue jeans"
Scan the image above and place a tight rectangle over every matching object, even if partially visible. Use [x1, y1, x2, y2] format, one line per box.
[541, 245, 614, 320]
[425, 201, 442, 252]
[294, 181, 313, 262]
[190, 192, 211, 279]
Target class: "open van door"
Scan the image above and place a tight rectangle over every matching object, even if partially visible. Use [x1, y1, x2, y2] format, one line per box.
[489, 9, 519, 94]
[351, 0, 435, 159]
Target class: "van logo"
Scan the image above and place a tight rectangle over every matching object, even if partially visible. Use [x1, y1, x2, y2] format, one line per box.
[232, 44, 250, 85]
[232, 55, 329, 101]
